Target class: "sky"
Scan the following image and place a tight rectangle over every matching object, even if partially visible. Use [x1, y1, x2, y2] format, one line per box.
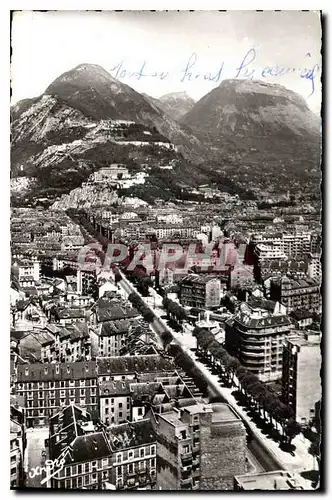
[11, 10, 322, 113]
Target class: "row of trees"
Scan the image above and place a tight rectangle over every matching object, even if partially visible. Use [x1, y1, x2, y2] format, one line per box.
[127, 292, 154, 324]
[193, 326, 302, 444]
[127, 290, 173, 350]
[162, 297, 187, 325]
[168, 343, 208, 395]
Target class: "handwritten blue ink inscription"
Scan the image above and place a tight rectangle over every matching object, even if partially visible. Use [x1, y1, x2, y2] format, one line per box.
[108, 49, 321, 98]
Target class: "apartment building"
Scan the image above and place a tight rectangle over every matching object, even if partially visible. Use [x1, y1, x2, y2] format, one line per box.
[49, 414, 113, 489]
[179, 274, 223, 309]
[153, 224, 200, 240]
[153, 403, 246, 491]
[94, 297, 139, 325]
[258, 259, 308, 282]
[225, 303, 292, 382]
[99, 380, 132, 426]
[251, 232, 311, 259]
[15, 361, 98, 427]
[269, 276, 321, 314]
[254, 244, 287, 261]
[282, 332, 321, 425]
[307, 253, 322, 281]
[99, 318, 138, 357]
[40, 323, 92, 363]
[55, 308, 87, 326]
[12, 258, 40, 282]
[99, 376, 194, 427]
[109, 419, 157, 490]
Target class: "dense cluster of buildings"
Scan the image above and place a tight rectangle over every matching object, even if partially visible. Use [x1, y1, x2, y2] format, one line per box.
[10, 161, 322, 491]
[11, 208, 84, 262]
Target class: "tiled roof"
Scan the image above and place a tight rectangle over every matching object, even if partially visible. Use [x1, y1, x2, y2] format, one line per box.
[108, 419, 156, 451]
[99, 380, 131, 396]
[96, 355, 175, 376]
[248, 297, 277, 311]
[97, 304, 139, 323]
[70, 432, 112, 463]
[130, 382, 163, 399]
[57, 308, 86, 319]
[180, 274, 219, 285]
[67, 321, 89, 340]
[100, 318, 136, 337]
[17, 361, 97, 382]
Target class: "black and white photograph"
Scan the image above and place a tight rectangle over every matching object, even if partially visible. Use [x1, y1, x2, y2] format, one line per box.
[9, 9, 322, 492]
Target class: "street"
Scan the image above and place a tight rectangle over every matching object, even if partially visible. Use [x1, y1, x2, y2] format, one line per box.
[116, 271, 317, 489]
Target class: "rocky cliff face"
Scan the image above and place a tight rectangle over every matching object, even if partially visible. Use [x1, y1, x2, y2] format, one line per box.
[11, 64, 208, 205]
[180, 79, 321, 169]
[50, 183, 119, 211]
[43, 64, 204, 160]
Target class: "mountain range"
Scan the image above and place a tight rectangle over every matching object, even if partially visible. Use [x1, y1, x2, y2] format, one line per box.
[11, 64, 321, 206]
[143, 91, 196, 121]
[180, 79, 321, 168]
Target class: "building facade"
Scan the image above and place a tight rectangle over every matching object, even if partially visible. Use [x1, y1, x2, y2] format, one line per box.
[179, 275, 222, 309]
[225, 303, 292, 382]
[109, 420, 157, 490]
[40, 323, 92, 363]
[269, 276, 321, 314]
[251, 232, 311, 260]
[16, 362, 98, 427]
[153, 403, 246, 491]
[282, 332, 321, 425]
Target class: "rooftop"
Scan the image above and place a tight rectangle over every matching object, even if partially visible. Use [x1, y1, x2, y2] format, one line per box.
[234, 304, 291, 330]
[17, 361, 97, 382]
[97, 355, 175, 376]
[234, 471, 304, 490]
[100, 318, 137, 337]
[210, 403, 240, 423]
[108, 419, 156, 450]
[97, 304, 139, 323]
[287, 332, 321, 348]
[180, 274, 220, 285]
[70, 432, 112, 463]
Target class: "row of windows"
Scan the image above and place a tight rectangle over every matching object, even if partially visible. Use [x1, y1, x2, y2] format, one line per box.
[58, 471, 109, 488]
[23, 364, 93, 377]
[115, 446, 156, 463]
[25, 388, 96, 398]
[25, 387, 97, 399]
[18, 380, 97, 390]
[99, 376, 131, 382]
[26, 396, 97, 407]
[26, 401, 97, 416]
[104, 408, 130, 417]
[116, 459, 156, 476]
[62, 458, 111, 477]
[103, 398, 130, 407]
